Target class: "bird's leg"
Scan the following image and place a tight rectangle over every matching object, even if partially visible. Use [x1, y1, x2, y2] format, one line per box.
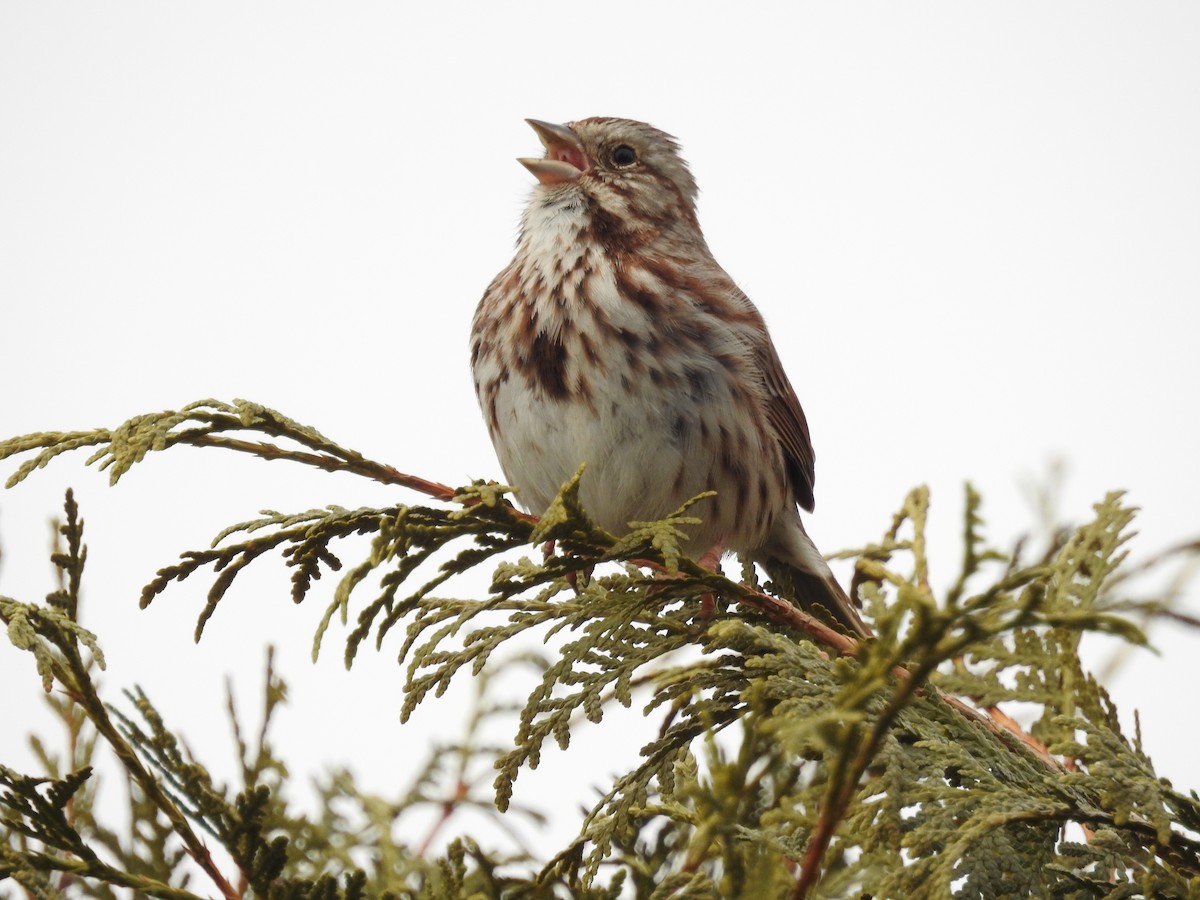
[543, 539, 583, 591]
[696, 544, 724, 572]
[632, 544, 725, 624]
[695, 543, 725, 621]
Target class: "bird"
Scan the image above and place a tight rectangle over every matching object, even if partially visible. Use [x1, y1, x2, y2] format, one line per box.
[470, 117, 869, 638]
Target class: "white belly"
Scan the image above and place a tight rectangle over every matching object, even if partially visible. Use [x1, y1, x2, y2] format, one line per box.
[481, 349, 780, 555]
[490, 370, 691, 526]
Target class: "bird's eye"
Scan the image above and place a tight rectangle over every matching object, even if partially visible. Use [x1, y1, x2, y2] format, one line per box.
[611, 144, 637, 167]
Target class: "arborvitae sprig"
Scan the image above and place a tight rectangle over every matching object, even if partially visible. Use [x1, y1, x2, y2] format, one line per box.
[0, 492, 582, 898]
[4, 400, 1200, 897]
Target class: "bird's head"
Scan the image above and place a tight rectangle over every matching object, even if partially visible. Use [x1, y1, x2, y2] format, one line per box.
[519, 117, 701, 241]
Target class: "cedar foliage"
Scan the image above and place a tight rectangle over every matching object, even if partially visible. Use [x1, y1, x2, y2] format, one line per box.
[2, 399, 1200, 898]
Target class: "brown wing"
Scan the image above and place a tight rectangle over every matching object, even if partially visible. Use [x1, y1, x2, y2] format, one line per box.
[709, 275, 818, 514]
[678, 260, 818, 513]
[757, 336, 817, 513]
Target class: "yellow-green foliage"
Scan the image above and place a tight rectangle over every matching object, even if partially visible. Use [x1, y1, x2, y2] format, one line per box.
[2, 400, 1199, 899]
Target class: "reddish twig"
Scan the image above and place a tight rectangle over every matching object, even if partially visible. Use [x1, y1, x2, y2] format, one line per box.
[789, 661, 935, 900]
[688, 575, 1064, 777]
[415, 780, 470, 859]
[56, 657, 239, 899]
[183, 434, 541, 527]
[185, 434, 459, 499]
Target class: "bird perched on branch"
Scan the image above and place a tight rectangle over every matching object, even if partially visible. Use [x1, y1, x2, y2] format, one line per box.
[471, 117, 869, 638]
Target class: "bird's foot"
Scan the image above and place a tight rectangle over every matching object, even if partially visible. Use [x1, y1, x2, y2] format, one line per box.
[543, 539, 588, 592]
[635, 544, 725, 627]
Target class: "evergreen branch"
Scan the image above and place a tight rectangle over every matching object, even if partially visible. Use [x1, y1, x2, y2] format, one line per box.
[722, 575, 1066, 780]
[789, 489, 1150, 895]
[945, 481, 1008, 608]
[0, 399, 472, 510]
[0, 493, 239, 900]
[0, 840, 204, 900]
[140, 505, 400, 642]
[7, 405, 1200, 896]
[185, 433, 460, 501]
[58, 633, 239, 897]
[792, 651, 943, 898]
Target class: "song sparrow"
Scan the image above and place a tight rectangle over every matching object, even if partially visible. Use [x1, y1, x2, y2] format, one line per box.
[471, 117, 869, 637]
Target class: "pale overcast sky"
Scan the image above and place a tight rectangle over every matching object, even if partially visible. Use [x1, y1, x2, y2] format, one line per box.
[2, 1, 1199, 863]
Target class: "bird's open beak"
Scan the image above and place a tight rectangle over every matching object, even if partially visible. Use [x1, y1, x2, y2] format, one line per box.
[519, 119, 589, 185]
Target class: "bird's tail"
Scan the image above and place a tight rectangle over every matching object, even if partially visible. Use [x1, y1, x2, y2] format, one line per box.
[757, 520, 872, 639]
[758, 557, 871, 638]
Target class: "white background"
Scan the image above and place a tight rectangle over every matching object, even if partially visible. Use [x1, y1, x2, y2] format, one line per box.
[2, 0, 1199, 873]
